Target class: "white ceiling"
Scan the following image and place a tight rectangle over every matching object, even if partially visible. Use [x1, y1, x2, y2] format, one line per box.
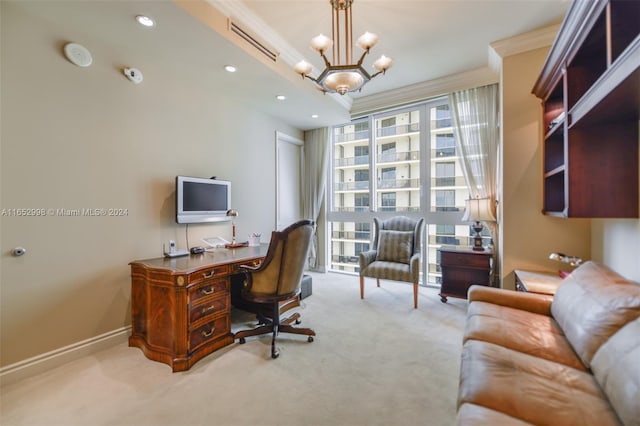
[238, 0, 570, 97]
[12, 0, 570, 130]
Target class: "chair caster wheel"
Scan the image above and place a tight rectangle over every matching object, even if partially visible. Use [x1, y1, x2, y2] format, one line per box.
[239, 337, 246, 344]
[308, 336, 314, 343]
[271, 351, 280, 359]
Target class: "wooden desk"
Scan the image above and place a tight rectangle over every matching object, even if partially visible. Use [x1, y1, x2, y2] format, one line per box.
[129, 245, 268, 372]
[514, 269, 563, 295]
[439, 246, 492, 302]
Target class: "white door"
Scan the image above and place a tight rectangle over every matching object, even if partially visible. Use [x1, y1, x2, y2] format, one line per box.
[276, 132, 303, 230]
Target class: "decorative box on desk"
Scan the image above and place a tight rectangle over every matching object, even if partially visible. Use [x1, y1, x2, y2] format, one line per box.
[439, 246, 492, 303]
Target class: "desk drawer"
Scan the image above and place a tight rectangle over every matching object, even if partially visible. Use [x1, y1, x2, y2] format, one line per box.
[189, 294, 228, 323]
[188, 278, 228, 304]
[440, 251, 489, 269]
[187, 265, 228, 285]
[189, 316, 230, 351]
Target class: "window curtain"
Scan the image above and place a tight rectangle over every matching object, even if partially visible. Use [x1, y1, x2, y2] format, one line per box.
[448, 84, 500, 285]
[302, 127, 330, 270]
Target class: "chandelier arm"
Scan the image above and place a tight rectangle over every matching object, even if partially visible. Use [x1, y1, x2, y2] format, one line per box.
[369, 70, 385, 79]
[356, 49, 370, 67]
[319, 51, 332, 68]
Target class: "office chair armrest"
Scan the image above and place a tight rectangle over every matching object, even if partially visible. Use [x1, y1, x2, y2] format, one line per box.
[238, 263, 260, 272]
[359, 250, 377, 272]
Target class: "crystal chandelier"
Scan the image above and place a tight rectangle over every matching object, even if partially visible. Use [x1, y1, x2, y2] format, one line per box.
[294, 0, 392, 95]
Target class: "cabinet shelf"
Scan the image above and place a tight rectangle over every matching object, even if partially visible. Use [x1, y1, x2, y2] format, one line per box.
[544, 165, 565, 179]
[532, 0, 639, 218]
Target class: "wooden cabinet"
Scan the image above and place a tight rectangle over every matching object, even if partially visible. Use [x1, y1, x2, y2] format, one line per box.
[532, 0, 639, 218]
[439, 247, 492, 302]
[129, 246, 266, 372]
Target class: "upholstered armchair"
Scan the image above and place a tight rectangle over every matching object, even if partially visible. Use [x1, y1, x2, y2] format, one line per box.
[235, 220, 315, 359]
[359, 216, 424, 308]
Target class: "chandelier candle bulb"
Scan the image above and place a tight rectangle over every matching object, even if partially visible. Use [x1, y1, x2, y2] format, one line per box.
[356, 32, 379, 51]
[310, 34, 333, 53]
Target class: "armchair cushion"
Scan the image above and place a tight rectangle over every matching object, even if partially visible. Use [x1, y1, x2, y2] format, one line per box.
[376, 230, 413, 264]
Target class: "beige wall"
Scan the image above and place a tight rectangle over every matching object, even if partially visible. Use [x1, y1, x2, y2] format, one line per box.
[1, 2, 302, 366]
[499, 47, 591, 289]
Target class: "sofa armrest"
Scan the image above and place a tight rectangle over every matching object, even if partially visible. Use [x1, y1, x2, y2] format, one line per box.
[468, 285, 553, 316]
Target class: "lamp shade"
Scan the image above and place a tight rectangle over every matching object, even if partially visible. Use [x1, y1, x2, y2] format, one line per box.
[461, 198, 496, 222]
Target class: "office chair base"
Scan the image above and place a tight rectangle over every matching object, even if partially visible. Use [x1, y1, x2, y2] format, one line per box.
[235, 311, 316, 358]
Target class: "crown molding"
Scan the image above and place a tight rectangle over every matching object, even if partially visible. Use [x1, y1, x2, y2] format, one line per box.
[489, 23, 561, 60]
[351, 67, 498, 117]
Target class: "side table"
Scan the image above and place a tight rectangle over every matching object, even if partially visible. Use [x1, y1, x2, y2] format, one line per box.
[439, 246, 492, 302]
[514, 269, 563, 295]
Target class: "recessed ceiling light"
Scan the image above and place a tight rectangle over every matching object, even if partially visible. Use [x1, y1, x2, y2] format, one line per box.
[224, 65, 237, 73]
[311, 114, 319, 119]
[135, 15, 155, 27]
[276, 95, 286, 100]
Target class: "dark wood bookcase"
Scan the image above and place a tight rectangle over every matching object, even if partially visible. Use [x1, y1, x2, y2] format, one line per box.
[532, 0, 639, 218]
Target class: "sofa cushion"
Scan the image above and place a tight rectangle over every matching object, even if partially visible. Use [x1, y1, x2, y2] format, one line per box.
[457, 403, 534, 426]
[376, 230, 413, 264]
[464, 301, 586, 371]
[550, 261, 640, 367]
[591, 318, 640, 426]
[458, 340, 620, 426]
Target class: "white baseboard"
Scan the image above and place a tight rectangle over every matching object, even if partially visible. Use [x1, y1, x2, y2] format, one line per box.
[0, 326, 131, 387]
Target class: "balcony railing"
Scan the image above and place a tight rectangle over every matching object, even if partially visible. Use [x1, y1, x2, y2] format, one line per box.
[428, 235, 460, 245]
[378, 206, 421, 212]
[332, 230, 371, 240]
[332, 255, 360, 264]
[333, 206, 371, 212]
[376, 178, 420, 189]
[434, 118, 452, 128]
[434, 206, 461, 212]
[377, 150, 419, 163]
[376, 122, 420, 138]
[334, 130, 369, 143]
[334, 181, 369, 191]
[432, 147, 456, 158]
[335, 155, 369, 167]
[432, 176, 466, 187]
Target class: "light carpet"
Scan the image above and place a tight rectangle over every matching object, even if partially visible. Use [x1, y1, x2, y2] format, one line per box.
[0, 272, 468, 426]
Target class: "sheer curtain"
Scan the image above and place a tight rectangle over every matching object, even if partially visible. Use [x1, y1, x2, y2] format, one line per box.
[302, 127, 330, 270]
[448, 84, 500, 284]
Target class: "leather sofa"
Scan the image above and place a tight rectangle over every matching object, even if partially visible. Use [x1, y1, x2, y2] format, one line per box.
[456, 261, 640, 425]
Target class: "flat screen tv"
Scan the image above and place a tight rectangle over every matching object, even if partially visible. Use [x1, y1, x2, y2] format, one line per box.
[175, 176, 231, 224]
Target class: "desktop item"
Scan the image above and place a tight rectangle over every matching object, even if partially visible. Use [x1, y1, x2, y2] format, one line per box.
[202, 236, 230, 248]
[163, 240, 189, 258]
[175, 176, 231, 224]
[190, 246, 205, 254]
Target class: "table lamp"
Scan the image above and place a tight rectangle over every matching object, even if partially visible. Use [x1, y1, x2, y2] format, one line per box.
[225, 209, 242, 248]
[462, 197, 496, 251]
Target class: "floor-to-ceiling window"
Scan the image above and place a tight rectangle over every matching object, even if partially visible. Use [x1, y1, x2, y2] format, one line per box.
[328, 98, 471, 285]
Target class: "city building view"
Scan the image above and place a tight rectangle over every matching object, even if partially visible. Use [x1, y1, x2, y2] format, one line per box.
[328, 99, 485, 285]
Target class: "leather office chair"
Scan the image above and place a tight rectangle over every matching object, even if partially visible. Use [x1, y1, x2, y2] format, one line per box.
[235, 220, 316, 359]
[359, 216, 424, 309]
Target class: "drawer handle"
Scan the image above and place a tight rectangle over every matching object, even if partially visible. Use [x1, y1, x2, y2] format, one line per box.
[201, 326, 215, 338]
[201, 287, 215, 295]
[202, 271, 215, 279]
[201, 305, 216, 314]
